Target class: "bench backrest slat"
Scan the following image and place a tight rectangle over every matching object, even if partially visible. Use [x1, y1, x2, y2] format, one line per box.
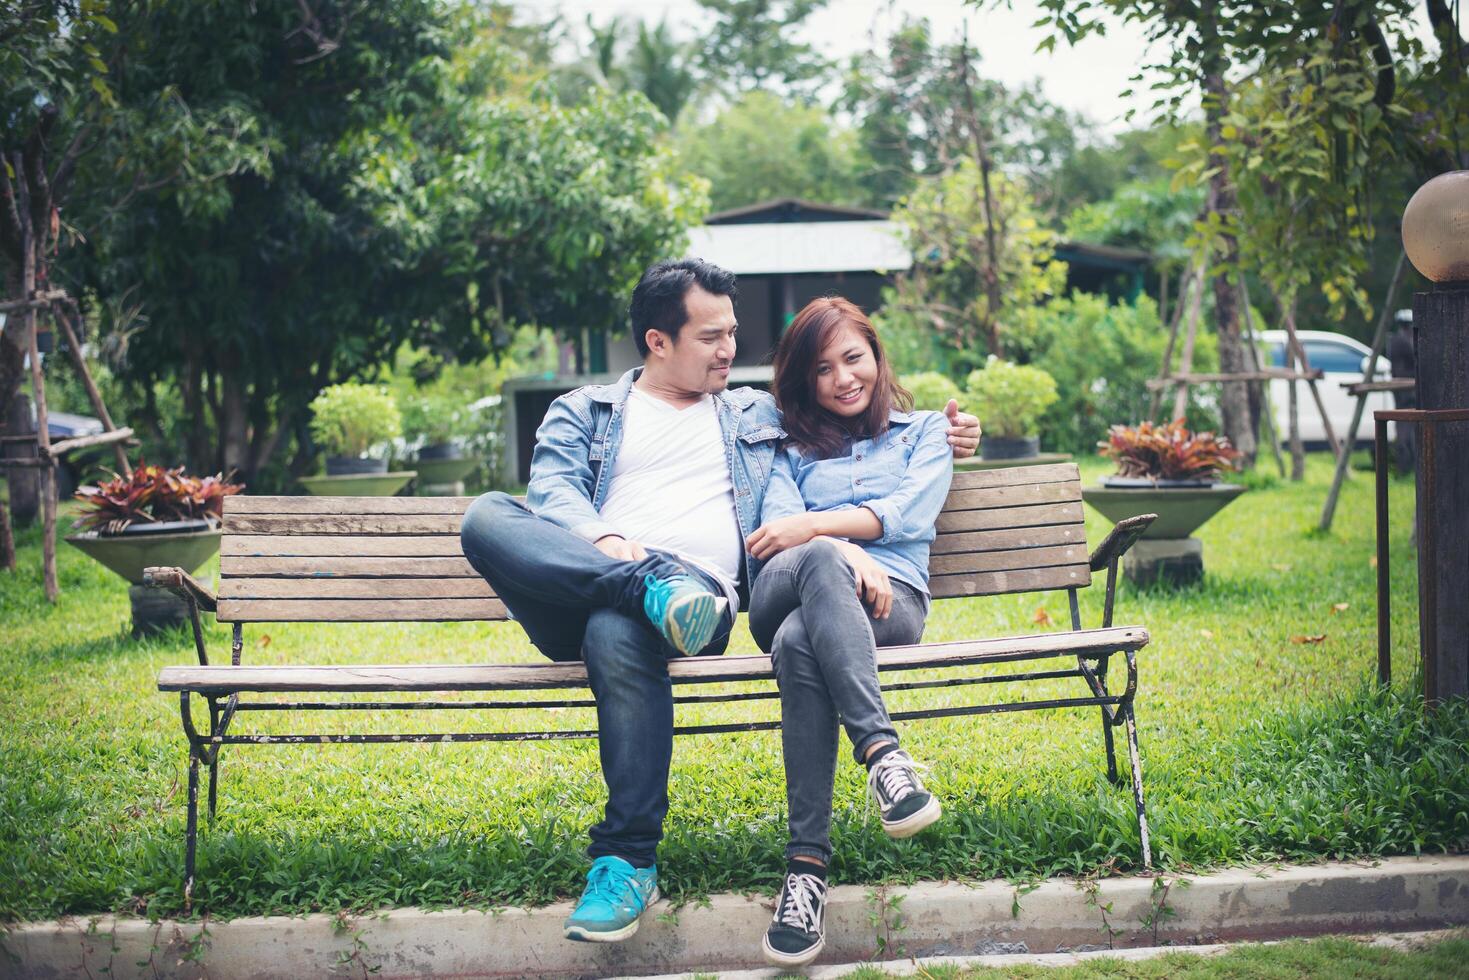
[215, 462, 1090, 623]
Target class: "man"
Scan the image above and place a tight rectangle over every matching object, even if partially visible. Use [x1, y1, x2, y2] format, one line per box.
[459, 258, 979, 943]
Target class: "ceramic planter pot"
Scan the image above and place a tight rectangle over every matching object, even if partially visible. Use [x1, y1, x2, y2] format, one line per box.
[325, 455, 388, 476]
[1081, 480, 1247, 585]
[299, 471, 417, 496]
[414, 452, 478, 496]
[980, 435, 1040, 461]
[65, 521, 222, 634]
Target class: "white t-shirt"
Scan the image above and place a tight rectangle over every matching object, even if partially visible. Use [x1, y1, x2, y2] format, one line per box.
[597, 389, 744, 609]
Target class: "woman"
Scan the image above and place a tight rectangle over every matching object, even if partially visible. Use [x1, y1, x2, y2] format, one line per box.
[745, 296, 954, 967]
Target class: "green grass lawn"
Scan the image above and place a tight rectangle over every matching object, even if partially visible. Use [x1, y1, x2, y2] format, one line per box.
[830, 932, 1469, 978]
[2, 453, 1466, 922]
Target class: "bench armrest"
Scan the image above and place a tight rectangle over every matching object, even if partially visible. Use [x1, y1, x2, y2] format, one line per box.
[143, 566, 218, 613]
[1088, 514, 1157, 572]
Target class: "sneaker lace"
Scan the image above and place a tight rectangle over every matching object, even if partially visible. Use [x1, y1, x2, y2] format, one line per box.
[642, 572, 692, 625]
[774, 871, 826, 933]
[866, 751, 927, 811]
[584, 861, 646, 913]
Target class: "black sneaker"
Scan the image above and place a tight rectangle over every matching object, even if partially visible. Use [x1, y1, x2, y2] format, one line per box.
[761, 867, 828, 967]
[867, 748, 942, 838]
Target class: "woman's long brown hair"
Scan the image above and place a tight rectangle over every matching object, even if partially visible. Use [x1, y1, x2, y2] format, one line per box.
[772, 297, 912, 458]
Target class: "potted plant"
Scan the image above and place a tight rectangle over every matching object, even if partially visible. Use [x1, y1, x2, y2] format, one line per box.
[964, 359, 1059, 460]
[401, 391, 479, 494]
[302, 383, 415, 495]
[66, 462, 243, 634]
[1082, 419, 1246, 585]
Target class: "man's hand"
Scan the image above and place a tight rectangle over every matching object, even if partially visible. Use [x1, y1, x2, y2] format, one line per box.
[829, 539, 893, 619]
[746, 514, 819, 561]
[594, 534, 647, 562]
[944, 399, 982, 459]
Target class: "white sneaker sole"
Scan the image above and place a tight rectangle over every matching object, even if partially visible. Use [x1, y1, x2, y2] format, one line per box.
[882, 794, 942, 839]
[666, 595, 728, 656]
[562, 887, 660, 943]
[762, 930, 824, 967]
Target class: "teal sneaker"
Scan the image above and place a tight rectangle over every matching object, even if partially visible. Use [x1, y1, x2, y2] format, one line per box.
[563, 856, 660, 942]
[642, 573, 727, 656]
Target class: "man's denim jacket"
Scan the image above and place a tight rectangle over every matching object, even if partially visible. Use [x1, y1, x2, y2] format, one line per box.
[525, 367, 786, 587]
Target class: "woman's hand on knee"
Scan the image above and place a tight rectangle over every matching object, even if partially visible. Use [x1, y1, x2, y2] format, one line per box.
[746, 514, 819, 560]
[829, 539, 892, 619]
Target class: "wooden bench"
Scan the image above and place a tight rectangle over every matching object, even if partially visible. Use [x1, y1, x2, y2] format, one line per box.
[148, 462, 1156, 909]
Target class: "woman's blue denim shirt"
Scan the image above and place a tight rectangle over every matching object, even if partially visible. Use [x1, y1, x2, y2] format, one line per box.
[760, 409, 954, 595]
[524, 367, 786, 588]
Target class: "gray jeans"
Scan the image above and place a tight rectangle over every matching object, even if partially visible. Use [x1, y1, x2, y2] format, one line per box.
[749, 538, 929, 863]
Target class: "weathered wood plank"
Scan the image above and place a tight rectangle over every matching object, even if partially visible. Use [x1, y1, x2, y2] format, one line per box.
[158, 626, 1149, 692]
[943, 481, 1081, 512]
[222, 535, 465, 558]
[931, 523, 1086, 555]
[217, 597, 509, 623]
[935, 501, 1084, 534]
[227, 496, 477, 515]
[930, 563, 1090, 599]
[221, 578, 496, 600]
[948, 463, 1079, 491]
[226, 515, 465, 535]
[928, 544, 1086, 576]
[222, 555, 478, 578]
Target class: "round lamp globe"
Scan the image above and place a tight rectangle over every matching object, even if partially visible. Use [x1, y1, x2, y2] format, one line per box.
[1403, 170, 1469, 284]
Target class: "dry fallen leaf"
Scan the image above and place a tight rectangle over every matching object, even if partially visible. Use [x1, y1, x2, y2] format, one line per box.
[1199, 628, 1214, 639]
[1369, 555, 1379, 568]
[1331, 602, 1350, 614]
[1290, 634, 1328, 644]
[257, 634, 272, 648]
[1272, 563, 1292, 572]
[1033, 607, 1053, 627]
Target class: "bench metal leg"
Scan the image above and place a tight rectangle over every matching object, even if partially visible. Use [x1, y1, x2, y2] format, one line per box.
[1096, 654, 1121, 785]
[185, 749, 200, 913]
[1120, 652, 1152, 870]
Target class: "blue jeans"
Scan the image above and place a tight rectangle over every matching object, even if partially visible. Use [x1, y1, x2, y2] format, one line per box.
[459, 492, 733, 865]
[748, 539, 929, 863]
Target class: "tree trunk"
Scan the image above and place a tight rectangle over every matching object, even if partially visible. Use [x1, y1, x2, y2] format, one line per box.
[4, 390, 38, 525]
[220, 369, 249, 479]
[1201, 2, 1257, 468]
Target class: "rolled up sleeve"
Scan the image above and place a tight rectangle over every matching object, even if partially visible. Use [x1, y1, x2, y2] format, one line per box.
[860, 414, 954, 546]
[524, 397, 617, 543]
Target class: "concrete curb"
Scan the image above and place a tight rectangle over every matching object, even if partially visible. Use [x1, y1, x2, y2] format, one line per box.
[618, 928, 1468, 980]
[4, 856, 1468, 979]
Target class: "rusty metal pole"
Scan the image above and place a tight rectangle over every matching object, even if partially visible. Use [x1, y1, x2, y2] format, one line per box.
[1402, 173, 1469, 705]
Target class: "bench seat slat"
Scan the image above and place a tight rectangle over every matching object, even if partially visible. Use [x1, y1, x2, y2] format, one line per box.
[221, 578, 497, 600]
[227, 497, 477, 515]
[928, 544, 1086, 576]
[931, 563, 1089, 598]
[228, 515, 464, 535]
[217, 597, 510, 623]
[222, 535, 466, 558]
[943, 482, 1081, 512]
[930, 524, 1086, 555]
[935, 501, 1083, 534]
[949, 462, 1078, 489]
[222, 556, 479, 578]
[158, 626, 1148, 693]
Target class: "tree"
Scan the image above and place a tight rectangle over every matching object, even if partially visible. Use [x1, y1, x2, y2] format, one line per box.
[840, 18, 1097, 215]
[67, 1, 705, 487]
[694, 0, 832, 96]
[885, 162, 1067, 368]
[674, 92, 865, 211]
[566, 15, 701, 125]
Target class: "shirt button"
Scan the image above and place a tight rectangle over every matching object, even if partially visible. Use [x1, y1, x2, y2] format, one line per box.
[856, 454, 863, 460]
[855, 478, 863, 485]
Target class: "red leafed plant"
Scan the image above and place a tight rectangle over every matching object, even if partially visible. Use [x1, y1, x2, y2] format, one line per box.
[1099, 420, 1242, 482]
[73, 461, 244, 534]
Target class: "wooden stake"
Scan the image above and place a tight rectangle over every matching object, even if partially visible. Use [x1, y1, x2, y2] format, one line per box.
[1281, 307, 1342, 460]
[1238, 278, 1286, 477]
[13, 154, 57, 601]
[55, 303, 131, 477]
[1171, 265, 1206, 421]
[0, 487, 12, 571]
[1149, 262, 1203, 421]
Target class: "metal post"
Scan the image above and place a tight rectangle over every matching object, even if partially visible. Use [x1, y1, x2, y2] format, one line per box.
[1375, 417, 1391, 686]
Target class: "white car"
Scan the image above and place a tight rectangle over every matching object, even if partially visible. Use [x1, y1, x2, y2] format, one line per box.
[1259, 329, 1395, 446]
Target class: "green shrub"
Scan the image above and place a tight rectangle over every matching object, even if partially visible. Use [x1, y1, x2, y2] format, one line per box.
[308, 383, 402, 458]
[1008, 292, 1219, 455]
[898, 372, 962, 412]
[400, 391, 474, 446]
[963, 360, 1059, 439]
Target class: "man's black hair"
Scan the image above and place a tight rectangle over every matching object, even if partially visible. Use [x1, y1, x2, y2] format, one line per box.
[628, 258, 738, 358]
